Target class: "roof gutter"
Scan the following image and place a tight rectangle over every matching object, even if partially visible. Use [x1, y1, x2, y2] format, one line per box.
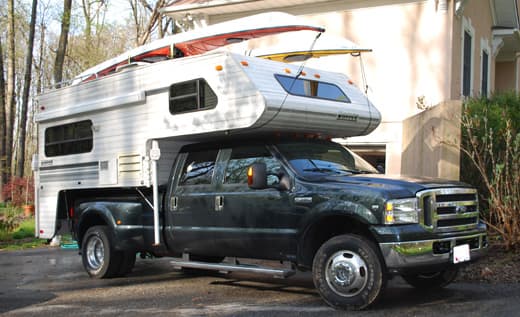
[160, 0, 261, 16]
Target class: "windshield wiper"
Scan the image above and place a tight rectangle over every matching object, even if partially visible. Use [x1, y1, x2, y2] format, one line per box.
[302, 167, 336, 173]
[340, 169, 372, 175]
[303, 160, 344, 174]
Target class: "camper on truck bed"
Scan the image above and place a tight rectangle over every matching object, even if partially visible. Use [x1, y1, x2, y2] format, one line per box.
[33, 12, 487, 311]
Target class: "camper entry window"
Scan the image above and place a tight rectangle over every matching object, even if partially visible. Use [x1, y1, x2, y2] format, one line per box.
[275, 74, 351, 103]
[44, 120, 93, 157]
[169, 78, 218, 114]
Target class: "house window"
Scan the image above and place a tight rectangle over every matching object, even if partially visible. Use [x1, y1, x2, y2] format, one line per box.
[481, 50, 489, 97]
[462, 30, 473, 97]
[169, 78, 218, 114]
[44, 120, 93, 157]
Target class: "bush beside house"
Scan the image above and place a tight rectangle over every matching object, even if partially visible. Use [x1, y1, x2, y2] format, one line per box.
[460, 92, 520, 249]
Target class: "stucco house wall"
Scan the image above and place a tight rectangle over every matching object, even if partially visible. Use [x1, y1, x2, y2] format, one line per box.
[450, 0, 495, 98]
[496, 61, 517, 91]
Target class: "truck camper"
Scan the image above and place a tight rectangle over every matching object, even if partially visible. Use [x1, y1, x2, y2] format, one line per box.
[34, 13, 486, 310]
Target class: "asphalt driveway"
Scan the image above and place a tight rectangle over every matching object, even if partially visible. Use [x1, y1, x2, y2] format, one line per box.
[1, 248, 519, 316]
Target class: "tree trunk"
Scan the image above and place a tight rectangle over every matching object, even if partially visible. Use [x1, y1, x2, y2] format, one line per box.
[5, 0, 16, 181]
[35, 23, 45, 95]
[0, 38, 6, 201]
[53, 0, 72, 87]
[16, 0, 38, 177]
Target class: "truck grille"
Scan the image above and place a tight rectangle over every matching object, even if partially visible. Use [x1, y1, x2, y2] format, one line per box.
[417, 188, 479, 233]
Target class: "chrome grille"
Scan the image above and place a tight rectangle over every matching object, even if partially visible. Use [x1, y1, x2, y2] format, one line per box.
[417, 188, 479, 232]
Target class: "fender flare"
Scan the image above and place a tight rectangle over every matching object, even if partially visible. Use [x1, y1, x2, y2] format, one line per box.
[77, 205, 117, 248]
[296, 200, 379, 268]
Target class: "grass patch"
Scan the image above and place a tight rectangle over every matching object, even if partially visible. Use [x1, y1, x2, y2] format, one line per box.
[0, 238, 48, 251]
[0, 206, 47, 251]
[12, 219, 37, 239]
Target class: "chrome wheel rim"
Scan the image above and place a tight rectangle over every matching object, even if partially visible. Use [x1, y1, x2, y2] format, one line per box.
[86, 236, 104, 271]
[325, 250, 368, 297]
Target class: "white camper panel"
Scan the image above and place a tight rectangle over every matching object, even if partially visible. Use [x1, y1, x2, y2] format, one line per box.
[34, 52, 381, 238]
[234, 54, 380, 136]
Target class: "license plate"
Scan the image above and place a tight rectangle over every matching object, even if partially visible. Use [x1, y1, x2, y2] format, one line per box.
[453, 244, 471, 264]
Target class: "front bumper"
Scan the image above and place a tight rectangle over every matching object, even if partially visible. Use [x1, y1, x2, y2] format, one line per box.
[379, 232, 488, 274]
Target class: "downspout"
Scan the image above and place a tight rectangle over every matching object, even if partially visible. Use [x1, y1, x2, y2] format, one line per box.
[437, 0, 453, 100]
[446, 0, 454, 101]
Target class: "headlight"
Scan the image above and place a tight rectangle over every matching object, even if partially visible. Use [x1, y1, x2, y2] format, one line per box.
[384, 198, 419, 224]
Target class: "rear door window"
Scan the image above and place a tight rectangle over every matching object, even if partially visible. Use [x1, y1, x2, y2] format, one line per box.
[179, 150, 218, 186]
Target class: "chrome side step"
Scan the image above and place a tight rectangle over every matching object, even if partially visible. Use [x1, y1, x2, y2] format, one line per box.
[170, 257, 296, 279]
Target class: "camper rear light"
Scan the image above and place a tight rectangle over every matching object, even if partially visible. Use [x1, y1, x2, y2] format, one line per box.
[69, 207, 74, 218]
[215, 65, 223, 71]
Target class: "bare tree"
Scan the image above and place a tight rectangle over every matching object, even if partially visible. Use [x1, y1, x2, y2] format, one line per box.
[53, 0, 72, 86]
[81, 0, 108, 45]
[16, 0, 38, 177]
[0, 38, 6, 201]
[5, 0, 16, 181]
[129, 0, 174, 45]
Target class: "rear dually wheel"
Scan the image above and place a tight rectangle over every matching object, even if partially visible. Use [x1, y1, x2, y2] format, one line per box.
[81, 225, 122, 278]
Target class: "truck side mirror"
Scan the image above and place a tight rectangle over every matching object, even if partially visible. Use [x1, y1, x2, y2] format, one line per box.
[247, 163, 267, 189]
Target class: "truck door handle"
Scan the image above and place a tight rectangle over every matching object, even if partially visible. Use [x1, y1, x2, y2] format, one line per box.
[215, 195, 224, 212]
[171, 196, 178, 211]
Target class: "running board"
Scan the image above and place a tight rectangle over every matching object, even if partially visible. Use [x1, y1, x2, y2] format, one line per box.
[170, 258, 296, 279]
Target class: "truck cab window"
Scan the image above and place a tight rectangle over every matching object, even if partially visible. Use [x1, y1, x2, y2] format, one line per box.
[179, 150, 218, 185]
[225, 146, 282, 185]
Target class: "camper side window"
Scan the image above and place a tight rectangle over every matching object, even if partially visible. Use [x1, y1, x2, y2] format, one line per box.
[169, 79, 218, 114]
[45, 120, 93, 157]
[275, 74, 351, 103]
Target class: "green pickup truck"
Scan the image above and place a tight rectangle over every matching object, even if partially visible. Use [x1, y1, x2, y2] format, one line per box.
[70, 137, 487, 310]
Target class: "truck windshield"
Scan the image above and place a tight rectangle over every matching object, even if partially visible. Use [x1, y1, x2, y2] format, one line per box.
[276, 141, 378, 177]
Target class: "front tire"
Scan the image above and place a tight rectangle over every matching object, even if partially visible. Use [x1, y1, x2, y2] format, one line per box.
[312, 234, 385, 310]
[81, 226, 122, 278]
[402, 267, 458, 290]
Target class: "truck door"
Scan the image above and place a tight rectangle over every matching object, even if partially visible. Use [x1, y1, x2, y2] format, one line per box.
[166, 149, 220, 255]
[212, 145, 297, 260]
